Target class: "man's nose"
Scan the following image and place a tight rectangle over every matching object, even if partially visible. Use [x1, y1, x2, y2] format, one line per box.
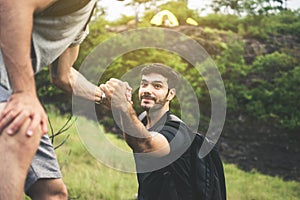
[141, 90, 151, 96]
[140, 86, 152, 96]
[141, 85, 154, 93]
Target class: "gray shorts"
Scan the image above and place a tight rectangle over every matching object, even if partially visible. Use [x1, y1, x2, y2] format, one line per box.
[0, 85, 62, 193]
[25, 134, 62, 193]
[0, 85, 10, 102]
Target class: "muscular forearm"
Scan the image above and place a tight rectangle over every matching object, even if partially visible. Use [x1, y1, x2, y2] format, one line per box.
[100, 78, 170, 155]
[0, 0, 59, 136]
[68, 68, 102, 101]
[119, 106, 151, 152]
[0, 1, 36, 94]
[118, 105, 169, 155]
[51, 46, 102, 101]
[0, 0, 55, 93]
[52, 65, 102, 101]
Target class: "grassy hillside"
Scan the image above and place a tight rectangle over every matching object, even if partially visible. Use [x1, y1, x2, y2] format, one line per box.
[26, 110, 300, 199]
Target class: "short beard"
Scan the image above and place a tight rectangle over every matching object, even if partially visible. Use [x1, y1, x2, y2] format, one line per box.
[140, 91, 170, 112]
[140, 99, 168, 113]
[141, 105, 150, 111]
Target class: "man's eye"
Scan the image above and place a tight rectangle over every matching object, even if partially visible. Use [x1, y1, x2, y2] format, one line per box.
[154, 84, 162, 89]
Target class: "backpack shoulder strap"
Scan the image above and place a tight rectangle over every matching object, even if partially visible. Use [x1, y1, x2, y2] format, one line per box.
[210, 149, 227, 199]
[138, 111, 147, 121]
[167, 113, 182, 123]
[168, 114, 202, 199]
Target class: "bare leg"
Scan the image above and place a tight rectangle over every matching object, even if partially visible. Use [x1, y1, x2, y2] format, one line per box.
[0, 102, 42, 200]
[27, 178, 68, 200]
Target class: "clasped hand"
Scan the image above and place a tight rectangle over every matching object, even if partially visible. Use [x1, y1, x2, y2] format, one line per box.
[100, 78, 132, 110]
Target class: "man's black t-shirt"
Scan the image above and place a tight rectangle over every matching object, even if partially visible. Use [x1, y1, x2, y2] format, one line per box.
[135, 111, 194, 200]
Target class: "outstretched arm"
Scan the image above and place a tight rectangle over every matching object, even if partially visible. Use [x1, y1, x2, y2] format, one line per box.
[100, 78, 170, 156]
[50, 45, 103, 102]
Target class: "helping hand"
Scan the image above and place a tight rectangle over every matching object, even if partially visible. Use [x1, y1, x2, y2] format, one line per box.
[100, 78, 132, 110]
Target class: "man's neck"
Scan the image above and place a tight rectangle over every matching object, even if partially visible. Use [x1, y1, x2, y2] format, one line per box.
[146, 108, 169, 129]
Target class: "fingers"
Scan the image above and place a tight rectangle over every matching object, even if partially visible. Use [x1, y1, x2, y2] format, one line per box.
[0, 93, 48, 137]
[95, 87, 103, 103]
[100, 79, 121, 95]
[100, 79, 132, 101]
[27, 114, 47, 137]
[124, 82, 132, 103]
[2, 110, 30, 135]
[0, 97, 20, 133]
[0, 109, 18, 133]
[0, 102, 25, 134]
[99, 84, 111, 108]
[0, 109, 47, 137]
[99, 83, 110, 96]
[40, 117, 48, 135]
[102, 79, 130, 92]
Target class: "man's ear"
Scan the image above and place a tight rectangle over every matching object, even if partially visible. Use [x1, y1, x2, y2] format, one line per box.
[167, 88, 176, 101]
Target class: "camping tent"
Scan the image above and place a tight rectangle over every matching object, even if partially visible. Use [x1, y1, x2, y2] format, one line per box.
[150, 10, 179, 27]
[186, 17, 198, 26]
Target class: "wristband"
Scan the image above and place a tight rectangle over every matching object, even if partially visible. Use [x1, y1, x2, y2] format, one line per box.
[95, 92, 106, 104]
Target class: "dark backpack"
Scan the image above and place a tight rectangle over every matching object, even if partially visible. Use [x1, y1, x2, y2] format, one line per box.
[167, 114, 226, 200]
[190, 133, 226, 200]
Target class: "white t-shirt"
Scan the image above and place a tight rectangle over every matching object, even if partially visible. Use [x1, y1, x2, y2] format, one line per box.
[0, 0, 96, 93]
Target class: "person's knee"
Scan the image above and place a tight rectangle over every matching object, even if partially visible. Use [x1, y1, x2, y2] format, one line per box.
[27, 178, 68, 200]
[52, 182, 68, 200]
[0, 103, 43, 200]
[0, 120, 42, 178]
[48, 180, 68, 200]
[1, 116, 42, 153]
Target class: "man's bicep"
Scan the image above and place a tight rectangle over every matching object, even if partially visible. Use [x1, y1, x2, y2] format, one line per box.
[146, 132, 170, 157]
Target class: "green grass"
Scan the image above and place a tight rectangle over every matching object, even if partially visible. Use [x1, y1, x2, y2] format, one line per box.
[25, 110, 300, 200]
[225, 164, 300, 200]
[48, 111, 138, 200]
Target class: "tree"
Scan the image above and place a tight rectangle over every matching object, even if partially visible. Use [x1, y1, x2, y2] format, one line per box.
[124, 0, 163, 24]
[243, 0, 284, 15]
[210, 0, 245, 15]
[210, 0, 285, 16]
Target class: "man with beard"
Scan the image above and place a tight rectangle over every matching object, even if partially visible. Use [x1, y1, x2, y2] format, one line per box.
[101, 63, 194, 200]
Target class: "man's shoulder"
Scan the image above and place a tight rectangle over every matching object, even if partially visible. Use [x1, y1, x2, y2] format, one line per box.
[165, 112, 187, 129]
[161, 112, 191, 137]
[166, 112, 182, 123]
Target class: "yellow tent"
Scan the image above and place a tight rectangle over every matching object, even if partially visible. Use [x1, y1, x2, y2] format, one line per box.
[150, 10, 179, 27]
[186, 17, 198, 26]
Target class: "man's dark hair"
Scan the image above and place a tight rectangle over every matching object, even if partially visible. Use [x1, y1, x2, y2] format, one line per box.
[141, 63, 179, 89]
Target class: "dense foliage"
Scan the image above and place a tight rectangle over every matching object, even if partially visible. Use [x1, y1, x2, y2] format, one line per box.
[36, 1, 300, 132]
